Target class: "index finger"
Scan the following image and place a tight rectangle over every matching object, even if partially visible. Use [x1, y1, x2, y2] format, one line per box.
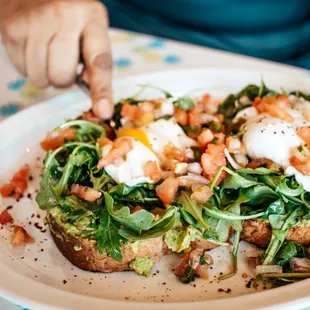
[82, 20, 113, 119]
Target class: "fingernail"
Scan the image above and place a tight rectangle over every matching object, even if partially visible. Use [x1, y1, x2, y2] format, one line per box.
[93, 98, 114, 120]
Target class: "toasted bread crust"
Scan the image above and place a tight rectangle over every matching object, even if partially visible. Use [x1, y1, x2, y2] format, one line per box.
[47, 213, 166, 272]
[241, 220, 310, 248]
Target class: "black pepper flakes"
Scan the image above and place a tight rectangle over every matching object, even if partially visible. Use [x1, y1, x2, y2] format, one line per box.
[6, 206, 13, 210]
[63, 280, 67, 284]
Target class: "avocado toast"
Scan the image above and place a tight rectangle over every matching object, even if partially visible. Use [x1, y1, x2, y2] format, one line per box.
[36, 84, 310, 285]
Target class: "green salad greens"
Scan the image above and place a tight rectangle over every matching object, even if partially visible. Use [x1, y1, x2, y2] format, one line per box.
[36, 82, 310, 286]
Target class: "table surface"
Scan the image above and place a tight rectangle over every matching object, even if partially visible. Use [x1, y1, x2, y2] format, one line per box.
[0, 28, 309, 310]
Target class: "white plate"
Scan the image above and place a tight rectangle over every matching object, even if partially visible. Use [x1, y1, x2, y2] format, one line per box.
[1, 68, 310, 310]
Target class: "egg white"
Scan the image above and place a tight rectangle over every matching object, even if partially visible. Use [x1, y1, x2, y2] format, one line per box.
[241, 95, 310, 191]
[142, 118, 197, 158]
[104, 139, 159, 186]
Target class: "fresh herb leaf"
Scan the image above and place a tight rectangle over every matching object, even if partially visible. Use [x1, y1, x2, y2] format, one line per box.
[178, 191, 208, 229]
[96, 209, 126, 262]
[119, 207, 177, 241]
[104, 193, 154, 234]
[173, 97, 195, 111]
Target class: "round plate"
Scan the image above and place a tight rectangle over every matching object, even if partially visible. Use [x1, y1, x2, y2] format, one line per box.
[1, 68, 310, 310]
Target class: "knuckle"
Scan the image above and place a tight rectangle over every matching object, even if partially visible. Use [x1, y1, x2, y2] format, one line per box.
[49, 69, 74, 88]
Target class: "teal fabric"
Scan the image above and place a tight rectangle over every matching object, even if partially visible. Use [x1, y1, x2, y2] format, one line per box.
[102, 0, 310, 69]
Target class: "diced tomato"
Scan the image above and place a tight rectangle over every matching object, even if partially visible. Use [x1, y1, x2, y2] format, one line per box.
[297, 127, 310, 146]
[0, 165, 30, 199]
[155, 176, 179, 206]
[164, 142, 188, 162]
[0, 210, 13, 225]
[290, 155, 310, 176]
[174, 249, 213, 283]
[201, 143, 227, 183]
[174, 109, 188, 126]
[120, 103, 141, 121]
[97, 137, 113, 147]
[143, 161, 160, 178]
[247, 159, 265, 169]
[197, 129, 214, 149]
[11, 226, 35, 247]
[152, 171, 175, 182]
[70, 184, 102, 202]
[97, 137, 133, 168]
[130, 206, 143, 214]
[188, 112, 219, 127]
[254, 96, 293, 122]
[200, 94, 211, 107]
[40, 128, 75, 151]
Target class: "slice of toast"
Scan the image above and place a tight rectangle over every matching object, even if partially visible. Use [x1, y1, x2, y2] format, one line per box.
[241, 220, 310, 248]
[46, 212, 168, 272]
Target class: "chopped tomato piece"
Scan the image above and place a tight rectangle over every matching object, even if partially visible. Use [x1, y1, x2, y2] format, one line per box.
[200, 94, 211, 107]
[40, 127, 75, 151]
[174, 109, 188, 126]
[0, 165, 30, 199]
[97, 137, 133, 168]
[164, 142, 188, 162]
[156, 176, 179, 206]
[254, 96, 293, 122]
[143, 161, 160, 178]
[188, 112, 219, 127]
[175, 249, 213, 283]
[130, 206, 143, 214]
[102, 123, 116, 140]
[120, 103, 141, 121]
[70, 184, 102, 202]
[201, 143, 227, 183]
[0, 210, 13, 224]
[11, 226, 35, 247]
[97, 137, 113, 147]
[152, 171, 175, 182]
[197, 129, 214, 149]
[290, 155, 310, 176]
[297, 127, 310, 146]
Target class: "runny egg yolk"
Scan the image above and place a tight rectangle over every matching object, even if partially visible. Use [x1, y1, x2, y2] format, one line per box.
[117, 128, 152, 150]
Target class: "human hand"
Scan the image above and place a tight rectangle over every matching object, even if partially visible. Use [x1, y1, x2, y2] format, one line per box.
[0, 0, 114, 119]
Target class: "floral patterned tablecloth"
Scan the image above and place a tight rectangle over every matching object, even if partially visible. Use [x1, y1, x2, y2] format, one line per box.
[0, 28, 309, 310]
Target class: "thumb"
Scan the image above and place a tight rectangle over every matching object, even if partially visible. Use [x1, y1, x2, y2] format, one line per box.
[82, 22, 114, 119]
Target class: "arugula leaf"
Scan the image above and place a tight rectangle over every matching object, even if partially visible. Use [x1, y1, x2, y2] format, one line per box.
[178, 191, 208, 229]
[221, 173, 260, 190]
[57, 120, 105, 142]
[90, 170, 115, 191]
[290, 91, 310, 101]
[59, 195, 100, 214]
[264, 199, 285, 217]
[136, 84, 173, 98]
[54, 145, 99, 197]
[240, 185, 278, 206]
[236, 167, 275, 175]
[36, 156, 59, 210]
[104, 193, 154, 234]
[275, 241, 309, 271]
[118, 207, 176, 241]
[263, 206, 305, 265]
[96, 209, 126, 262]
[276, 177, 304, 197]
[173, 97, 194, 111]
